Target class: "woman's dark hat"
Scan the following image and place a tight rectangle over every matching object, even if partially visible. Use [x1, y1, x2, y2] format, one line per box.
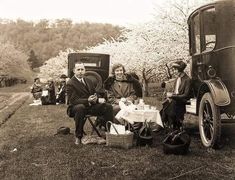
[172, 61, 187, 71]
[55, 127, 71, 135]
[60, 74, 67, 79]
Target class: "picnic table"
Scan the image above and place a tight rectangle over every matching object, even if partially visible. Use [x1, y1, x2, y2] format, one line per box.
[115, 104, 163, 127]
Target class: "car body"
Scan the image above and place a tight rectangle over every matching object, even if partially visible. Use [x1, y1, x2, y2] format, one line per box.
[187, 0, 235, 148]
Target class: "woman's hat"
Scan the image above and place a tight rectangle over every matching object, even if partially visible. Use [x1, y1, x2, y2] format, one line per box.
[172, 61, 187, 71]
[60, 74, 67, 79]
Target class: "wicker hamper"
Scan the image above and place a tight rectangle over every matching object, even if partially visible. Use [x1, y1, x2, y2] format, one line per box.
[106, 121, 134, 149]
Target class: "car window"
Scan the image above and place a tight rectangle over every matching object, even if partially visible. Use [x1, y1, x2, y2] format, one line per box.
[80, 57, 102, 67]
[202, 7, 216, 51]
[192, 13, 200, 54]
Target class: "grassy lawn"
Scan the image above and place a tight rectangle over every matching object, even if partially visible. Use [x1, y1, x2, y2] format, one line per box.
[0, 95, 234, 179]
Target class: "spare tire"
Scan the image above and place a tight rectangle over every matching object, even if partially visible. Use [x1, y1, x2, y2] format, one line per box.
[84, 71, 102, 91]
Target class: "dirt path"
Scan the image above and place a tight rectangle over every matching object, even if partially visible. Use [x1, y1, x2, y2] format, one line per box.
[0, 92, 30, 110]
[0, 92, 30, 126]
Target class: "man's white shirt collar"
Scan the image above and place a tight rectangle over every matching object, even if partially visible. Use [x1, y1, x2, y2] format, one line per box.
[75, 76, 83, 82]
[75, 76, 86, 86]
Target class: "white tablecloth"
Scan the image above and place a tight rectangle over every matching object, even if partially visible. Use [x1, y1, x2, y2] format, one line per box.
[116, 108, 163, 127]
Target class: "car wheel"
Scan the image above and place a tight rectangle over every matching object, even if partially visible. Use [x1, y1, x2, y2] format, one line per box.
[199, 92, 221, 148]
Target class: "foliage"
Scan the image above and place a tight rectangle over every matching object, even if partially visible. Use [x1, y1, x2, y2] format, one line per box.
[38, 48, 76, 82]
[0, 19, 122, 65]
[0, 38, 32, 79]
[27, 49, 40, 68]
[38, 0, 213, 90]
[86, 0, 213, 95]
[89, 0, 212, 79]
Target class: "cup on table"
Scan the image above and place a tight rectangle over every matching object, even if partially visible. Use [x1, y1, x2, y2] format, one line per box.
[98, 98, 105, 104]
[134, 99, 139, 105]
[144, 104, 150, 110]
[151, 106, 157, 110]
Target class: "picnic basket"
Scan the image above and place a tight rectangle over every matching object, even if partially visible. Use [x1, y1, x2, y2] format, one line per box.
[106, 121, 134, 149]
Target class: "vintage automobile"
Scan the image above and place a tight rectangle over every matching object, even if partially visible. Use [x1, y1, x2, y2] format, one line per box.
[186, 0, 235, 148]
[68, 52, 110, 90]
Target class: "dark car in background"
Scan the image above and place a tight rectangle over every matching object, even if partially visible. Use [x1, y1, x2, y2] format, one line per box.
[68, 52, 110, 90]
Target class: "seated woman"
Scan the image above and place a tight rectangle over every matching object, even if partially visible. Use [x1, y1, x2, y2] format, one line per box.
[31, 78, 43, 100]
[56, 74, 67, 104]
[41, 79, 56, 105]
[104, 63, 142, 116]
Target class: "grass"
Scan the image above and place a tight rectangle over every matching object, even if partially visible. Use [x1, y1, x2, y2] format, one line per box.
[0, 84, 234, 179]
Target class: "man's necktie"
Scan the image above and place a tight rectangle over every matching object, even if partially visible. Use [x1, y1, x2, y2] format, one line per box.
[81, 78, 87, 87]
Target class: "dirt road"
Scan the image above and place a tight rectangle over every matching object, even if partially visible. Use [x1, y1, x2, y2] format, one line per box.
[0, 92, 30, 126]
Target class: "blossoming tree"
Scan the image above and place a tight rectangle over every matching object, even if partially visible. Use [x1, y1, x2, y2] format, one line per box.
[39, 0, 212, 95]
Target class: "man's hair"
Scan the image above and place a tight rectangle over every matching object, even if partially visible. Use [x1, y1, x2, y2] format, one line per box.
[111, 63, 126, 75]
[74, 61, 85, 70]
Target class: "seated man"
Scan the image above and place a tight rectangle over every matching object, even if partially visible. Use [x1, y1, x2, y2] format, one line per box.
[161, 60, 191, 130]
[66, 62, 113, 145]
[56, 74, 67, 104]
[104, 63, 142, 116]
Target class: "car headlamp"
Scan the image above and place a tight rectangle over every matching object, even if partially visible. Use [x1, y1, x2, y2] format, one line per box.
[207, 66, 216, 78]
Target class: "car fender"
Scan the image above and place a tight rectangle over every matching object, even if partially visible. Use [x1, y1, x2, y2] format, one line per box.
[199, 78, 231, 106]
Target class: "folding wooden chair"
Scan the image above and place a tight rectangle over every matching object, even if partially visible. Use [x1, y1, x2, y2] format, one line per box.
[84, 115, 102, 137]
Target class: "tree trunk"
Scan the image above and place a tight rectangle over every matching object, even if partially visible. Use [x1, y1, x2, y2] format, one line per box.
[142, 79, 149, 97]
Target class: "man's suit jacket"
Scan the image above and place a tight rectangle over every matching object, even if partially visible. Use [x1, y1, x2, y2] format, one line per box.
[66, 76, 96, 106]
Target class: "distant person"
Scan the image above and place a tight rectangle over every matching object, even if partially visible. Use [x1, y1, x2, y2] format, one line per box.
[41, 79, 56, 105]
[56, 74, 67, 104]
[66, 62, 113, 145]
[47, 79, 56, 104]
[104, 63, 142, 116]
[31, 78, 43, 100]
[161, 60, 191, 130]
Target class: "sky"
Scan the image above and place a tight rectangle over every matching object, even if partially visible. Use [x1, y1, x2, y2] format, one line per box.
[0, 0, 163, 26]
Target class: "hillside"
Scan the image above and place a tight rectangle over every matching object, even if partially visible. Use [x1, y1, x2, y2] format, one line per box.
[0, 19, 123, 67]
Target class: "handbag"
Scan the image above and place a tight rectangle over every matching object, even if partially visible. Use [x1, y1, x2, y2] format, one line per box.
[162, 130, 191, 155]
[136, 120, 153, 146]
